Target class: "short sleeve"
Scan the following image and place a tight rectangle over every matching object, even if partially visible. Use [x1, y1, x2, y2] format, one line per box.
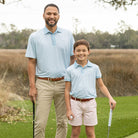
[25, 34, 36, 58]
[64, 69, 71, 82]
[96, 66, 102, 78]
[70, 34, 75, 56]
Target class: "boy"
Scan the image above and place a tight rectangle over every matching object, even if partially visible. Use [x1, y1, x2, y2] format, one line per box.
[64, 39, 116, 138]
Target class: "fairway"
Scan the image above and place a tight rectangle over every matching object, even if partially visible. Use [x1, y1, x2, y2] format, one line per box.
[0, 96, 138, 138]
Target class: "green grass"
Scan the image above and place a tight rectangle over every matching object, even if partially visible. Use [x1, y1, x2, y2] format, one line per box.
[0, 96, 138, 138]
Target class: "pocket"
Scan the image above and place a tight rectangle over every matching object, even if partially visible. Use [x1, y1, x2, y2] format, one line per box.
[36, 78, 39, 89]
[91, 99, 97, 108]
[36, 79, 50, 90]
[86, 99, 97, 112]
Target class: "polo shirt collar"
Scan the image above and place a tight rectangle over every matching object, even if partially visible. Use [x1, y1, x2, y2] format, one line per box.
[74, 60, 93, 68]
[43, 26, 62, 34]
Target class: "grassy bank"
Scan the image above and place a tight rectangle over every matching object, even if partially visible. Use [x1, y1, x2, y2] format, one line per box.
[0, 96, 138, 138]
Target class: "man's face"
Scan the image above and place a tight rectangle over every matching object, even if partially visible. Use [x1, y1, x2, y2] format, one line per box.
[43, 6, 60, 27]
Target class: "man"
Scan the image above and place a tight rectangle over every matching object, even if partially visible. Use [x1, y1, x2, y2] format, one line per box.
[25, 3, 75, 138]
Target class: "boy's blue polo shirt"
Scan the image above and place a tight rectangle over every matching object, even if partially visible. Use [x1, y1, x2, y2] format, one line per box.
[64, 60, 102, 99]
[25, 26, 74, 78]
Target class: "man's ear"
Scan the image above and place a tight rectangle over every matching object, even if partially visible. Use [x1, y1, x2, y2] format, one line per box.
[43, 13, 44, 19]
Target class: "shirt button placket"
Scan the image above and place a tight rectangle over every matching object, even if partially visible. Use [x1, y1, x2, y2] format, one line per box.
[51, 33, 56, 46]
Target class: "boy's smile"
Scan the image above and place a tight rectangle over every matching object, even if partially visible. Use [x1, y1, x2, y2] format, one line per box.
[74, 45, 90, 66]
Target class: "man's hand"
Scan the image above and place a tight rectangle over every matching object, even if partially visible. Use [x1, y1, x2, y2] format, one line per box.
[29, 87, 37, 103]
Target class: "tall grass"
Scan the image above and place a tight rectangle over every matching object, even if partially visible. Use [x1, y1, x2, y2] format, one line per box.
[0, 49, 28, 99]
[0, 49, 138, 99]
[89, 49, 138, 97]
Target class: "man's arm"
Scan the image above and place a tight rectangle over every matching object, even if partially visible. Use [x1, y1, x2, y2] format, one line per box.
[65, 81, 74, 120]
[27, 58, 37, 103]
[96, 78, 116, 109]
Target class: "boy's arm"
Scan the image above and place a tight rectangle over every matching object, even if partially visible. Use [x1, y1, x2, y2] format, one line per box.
[65, 81, 74, 120]
[96, 78, 116, 110]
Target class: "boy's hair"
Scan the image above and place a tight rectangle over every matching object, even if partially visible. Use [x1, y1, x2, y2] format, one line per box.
[74, 39, 90, 51]
[44, 3, 60, 13]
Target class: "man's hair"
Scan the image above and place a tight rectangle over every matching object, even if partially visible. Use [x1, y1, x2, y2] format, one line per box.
[74, 39, 90, 51]
[44, 3, 60, 13]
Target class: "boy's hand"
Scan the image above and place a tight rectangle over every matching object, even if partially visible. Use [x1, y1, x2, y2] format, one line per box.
[66, 110, 74, 120]
[109, 98, 116, 110]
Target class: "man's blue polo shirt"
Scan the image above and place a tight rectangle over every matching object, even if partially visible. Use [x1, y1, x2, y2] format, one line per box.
[64, 60, 102, 99]
[25, 26, 74, 78]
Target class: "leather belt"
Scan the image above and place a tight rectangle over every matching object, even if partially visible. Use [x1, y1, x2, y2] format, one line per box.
[71, 96, 93, 102]
[38, 76, 64, 81]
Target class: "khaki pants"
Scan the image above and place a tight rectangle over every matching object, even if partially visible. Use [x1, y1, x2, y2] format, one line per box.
[35, 79, 67, 138]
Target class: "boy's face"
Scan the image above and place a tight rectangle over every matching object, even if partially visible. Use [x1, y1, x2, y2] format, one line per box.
[74, 45, 90, 62]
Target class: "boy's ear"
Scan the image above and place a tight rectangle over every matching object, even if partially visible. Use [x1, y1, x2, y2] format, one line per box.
[88, 50, 90, 55]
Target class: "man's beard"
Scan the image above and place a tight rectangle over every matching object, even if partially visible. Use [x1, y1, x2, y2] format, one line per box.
[45, 19, 57, 27]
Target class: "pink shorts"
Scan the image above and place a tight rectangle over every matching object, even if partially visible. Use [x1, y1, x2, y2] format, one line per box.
[69, 98, 98, 126]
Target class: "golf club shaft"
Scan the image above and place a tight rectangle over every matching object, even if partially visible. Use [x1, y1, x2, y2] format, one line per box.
[33, 101, 35, 138]
[107, 126, 110, 138]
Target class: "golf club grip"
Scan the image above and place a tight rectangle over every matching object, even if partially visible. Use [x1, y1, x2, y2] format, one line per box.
[33, 102, 35, 120]
[108, 108, 112, 127]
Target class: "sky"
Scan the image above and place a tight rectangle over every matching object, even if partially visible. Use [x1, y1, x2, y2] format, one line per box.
[0, 0, 138, 34]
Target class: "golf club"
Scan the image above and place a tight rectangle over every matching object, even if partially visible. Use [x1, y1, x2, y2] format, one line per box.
[107, 107, 113, 138]
[33, 101, 35, 138]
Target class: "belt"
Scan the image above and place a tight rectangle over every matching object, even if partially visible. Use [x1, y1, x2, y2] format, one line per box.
[38, 76, 64, 81]
[71, 96, 93, 102]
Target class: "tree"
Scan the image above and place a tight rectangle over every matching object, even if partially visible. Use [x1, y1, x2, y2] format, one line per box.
[0, 0, 5, 4]
[1, 0, 137, 9]
[72, 18, 80, 35]
[117, 29, 138, 48]
[72, 0, 137, 9]
[100, 0, 137, 9]
[0, 0, 21, 5]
